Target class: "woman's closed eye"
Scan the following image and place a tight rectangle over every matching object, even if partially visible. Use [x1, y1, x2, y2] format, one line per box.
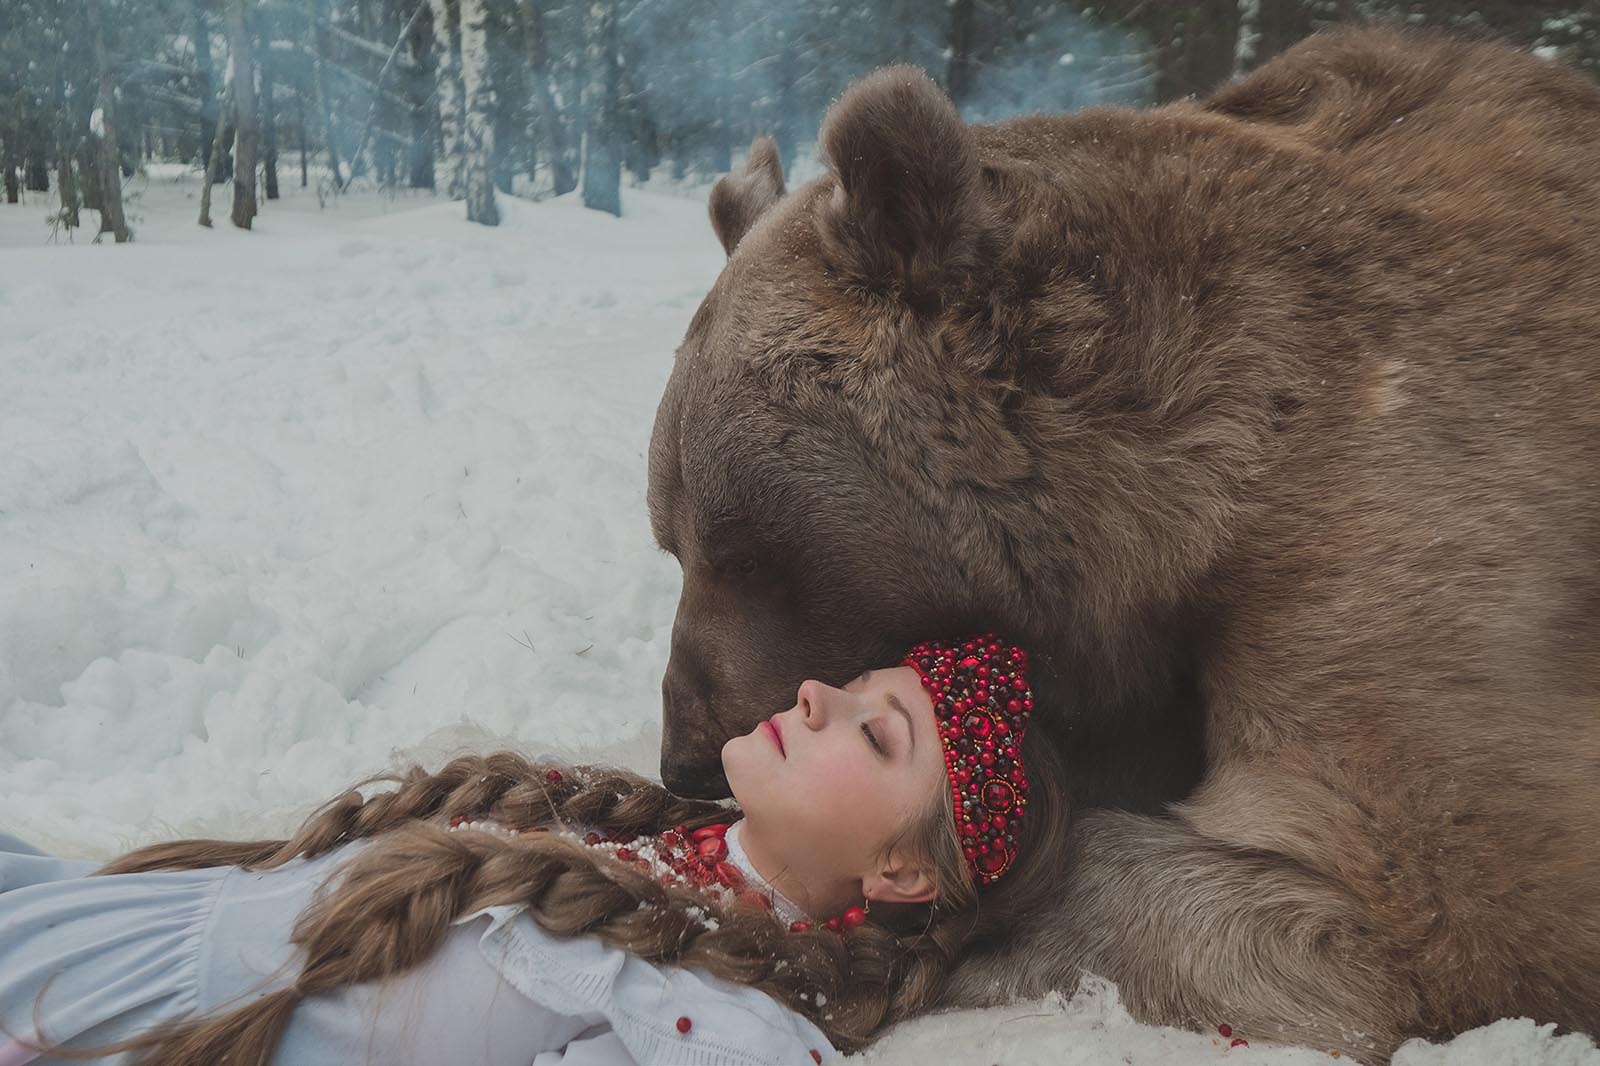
[861, 720, 886, 756]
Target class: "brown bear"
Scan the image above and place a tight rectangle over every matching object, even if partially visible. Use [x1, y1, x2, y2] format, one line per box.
[647, 26, 1600, 1061]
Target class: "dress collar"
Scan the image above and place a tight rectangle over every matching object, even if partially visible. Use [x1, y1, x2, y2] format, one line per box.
[723, 820, 808, 927]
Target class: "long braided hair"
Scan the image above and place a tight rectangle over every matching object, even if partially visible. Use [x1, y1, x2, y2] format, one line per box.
[47, 740, 1067, 1064]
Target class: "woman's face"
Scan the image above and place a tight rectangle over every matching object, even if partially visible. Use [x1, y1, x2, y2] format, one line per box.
[721, 665, 948, 911]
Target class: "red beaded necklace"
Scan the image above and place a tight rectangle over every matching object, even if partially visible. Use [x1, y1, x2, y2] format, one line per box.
[592, 819, 868, 933]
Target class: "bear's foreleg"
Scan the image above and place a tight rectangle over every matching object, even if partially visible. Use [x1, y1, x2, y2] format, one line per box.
[940, 809, 1417, 1062]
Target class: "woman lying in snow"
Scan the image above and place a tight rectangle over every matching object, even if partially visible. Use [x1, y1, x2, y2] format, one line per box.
[0, 634, 1066, 1066]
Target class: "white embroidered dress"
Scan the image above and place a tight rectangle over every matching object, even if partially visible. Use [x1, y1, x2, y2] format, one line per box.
[0, 826, 834, 1066]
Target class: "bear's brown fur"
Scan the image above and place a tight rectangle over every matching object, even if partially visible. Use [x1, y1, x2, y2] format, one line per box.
[647, 27, 1600, 1060]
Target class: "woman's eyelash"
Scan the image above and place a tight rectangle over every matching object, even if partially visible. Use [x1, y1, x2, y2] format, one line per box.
[861, 721, 886, 755]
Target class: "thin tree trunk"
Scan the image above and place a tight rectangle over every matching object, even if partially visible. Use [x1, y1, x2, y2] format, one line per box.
[946, 0, 976, 107]
[198, 85, 230, 226]
[3, 153, 18, 203]
[261, 15, 280, 200]
[707, 3, 732, 174]
[458, 0, 497, 223]
[54, 60, 79, 228]
[427, 0, 465, 198]
[227, 0, 259, 228]
[57, 153, 79, 228]
[192, 5, 234, 182]
[296, 81, 309, 186]
[87, 0, 131, 241]
[24, 139, 50, 192]
[522, 0, 573, 195]
[580, 0, 620, 216]
[405, 4, 434, 189]
[306, 0, 344, 184]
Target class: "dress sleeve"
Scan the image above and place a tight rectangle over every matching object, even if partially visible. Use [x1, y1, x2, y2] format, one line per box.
[273, 916, 609, 1066]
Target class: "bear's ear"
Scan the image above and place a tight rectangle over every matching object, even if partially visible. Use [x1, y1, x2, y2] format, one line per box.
[708, 136, 787, 256]
[817, 66, 987, 302]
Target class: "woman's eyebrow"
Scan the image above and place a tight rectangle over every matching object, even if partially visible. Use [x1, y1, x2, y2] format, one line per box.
[886, 692, 915, 753]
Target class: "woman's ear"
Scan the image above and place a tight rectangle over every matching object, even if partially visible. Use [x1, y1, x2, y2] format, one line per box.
[863, 857, 938, 905]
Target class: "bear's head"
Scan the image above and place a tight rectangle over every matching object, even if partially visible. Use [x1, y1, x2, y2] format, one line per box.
[650, 68, 1225, 799]
[648, 68, 1051, 796]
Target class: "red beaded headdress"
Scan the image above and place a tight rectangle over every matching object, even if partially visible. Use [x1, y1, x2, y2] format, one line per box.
[902, 634, 1033, 884]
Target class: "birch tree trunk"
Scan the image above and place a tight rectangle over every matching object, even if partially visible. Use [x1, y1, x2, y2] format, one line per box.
[197, 84, 230, 226]
[227, 0, 259, 228]
[580, 0, 620, 217]
[87, 0, 131, 242]
[427, 0, 465, 199]
[457, 0, 497, 223]
[1234, 0, 1261, 76]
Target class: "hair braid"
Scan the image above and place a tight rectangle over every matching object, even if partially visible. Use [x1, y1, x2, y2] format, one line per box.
[61, 744, 1068, 1063]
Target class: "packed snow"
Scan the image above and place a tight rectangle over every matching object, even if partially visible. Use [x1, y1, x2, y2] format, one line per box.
[1, 169, 1595, 1066]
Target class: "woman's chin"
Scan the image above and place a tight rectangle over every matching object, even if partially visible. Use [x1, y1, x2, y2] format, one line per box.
[720, 732, 770, 803]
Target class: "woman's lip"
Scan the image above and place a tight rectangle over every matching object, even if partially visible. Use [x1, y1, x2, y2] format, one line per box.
[761, 719, 785, 757]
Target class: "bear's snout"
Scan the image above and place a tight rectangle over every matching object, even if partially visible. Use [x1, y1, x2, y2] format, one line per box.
[659, 671, 734, 798]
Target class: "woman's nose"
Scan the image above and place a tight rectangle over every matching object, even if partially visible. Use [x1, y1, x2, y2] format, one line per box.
[797, 679, 831, 730]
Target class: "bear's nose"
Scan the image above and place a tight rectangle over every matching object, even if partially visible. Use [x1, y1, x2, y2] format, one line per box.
[659, 674, 733, 798]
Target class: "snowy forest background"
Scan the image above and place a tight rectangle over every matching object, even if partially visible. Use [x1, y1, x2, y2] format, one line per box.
[5, 0, 1600, 241]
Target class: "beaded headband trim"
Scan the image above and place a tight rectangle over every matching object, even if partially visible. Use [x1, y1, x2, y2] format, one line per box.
[902, 634, 1033, 884]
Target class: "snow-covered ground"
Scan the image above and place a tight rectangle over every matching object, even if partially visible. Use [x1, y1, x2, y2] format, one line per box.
[2, 169, 1595, 1066]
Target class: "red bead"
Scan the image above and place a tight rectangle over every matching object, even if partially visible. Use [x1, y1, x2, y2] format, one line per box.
[980, 752, 996, 767]
[789, 919, 812, 932]
[583, 831, 603, 846]
[1230, 1038, 1249, 1049]
[690, 823, 729, 842]
[696, 837, 729, 860]
[713, 861, 745, 887]
[811, 1051, 823, 1063]
[615, 847, 635, 862]
[545, 769, 562, 783]
[676, 1016, 692, 1034]
[1218, 1024, 1233, 1038]
[673, 825, 688, 838]
[824, 916, 842, 932]
[1006, 699, 1021, 714]
[841, 905, 868, 929]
